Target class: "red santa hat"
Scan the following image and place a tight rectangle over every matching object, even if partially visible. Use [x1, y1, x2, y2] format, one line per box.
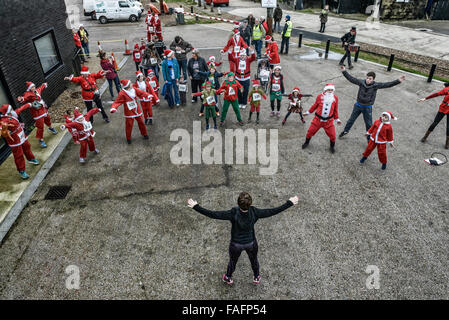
[148, 69, 155, 76]
[73, 108, 84, 121]
[81, 66, 89, 75]
[209, 56, 216, 62]
[239, 49, 247, 57]
[164, 50, 174, 58]
[136, 71, 144, 78]
[292, 87, 301, 94]
[382, 111, 397, 121]
[120, 79, 131, 89]
[134, 43, 139, 49]
[233, 29, 240, 35]
[265, 35, 272, 41]
[26, 81, 35, 91]
[323, 83, 335, 92]
[147, 10, 152, 15]
[273, 65, 282, 71]
[252, 80, 260, 87]
[0, 104, 18, 118]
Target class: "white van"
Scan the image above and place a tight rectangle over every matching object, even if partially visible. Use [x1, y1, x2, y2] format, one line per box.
[95, 0, 142, 24]
[83, 0, 96, 17]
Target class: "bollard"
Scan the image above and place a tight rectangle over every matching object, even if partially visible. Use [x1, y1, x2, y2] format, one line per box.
[427, 64, 437, 83]
[204, 2, 206, 9]
[354, 48, 360, 62]
[211, 4, 214, 12]
[298, 33, 303, 48]
[387, 54, 395, 71]
[324, 39, 330, 59]
[198, 0, 201, 7]
[195, 13, 199, 21]
[191, 6, 193, 13]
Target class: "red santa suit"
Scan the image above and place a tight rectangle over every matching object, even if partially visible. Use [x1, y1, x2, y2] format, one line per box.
[111, 79, 150, 141]
[265, 36, 280, 66]
[223, 31, 249, 73]
[305, 85, 340, 142]
[146, 13, 155, 41]
[154, 15, 162, 41]
[207, 56, 222, 69]
[0, 103, 36, 172]
[69, 69, 104, 102]
[133, 44, 143, 64]
[133, 72, 159, 122]
[20, 82, 53, 140]
[425, 86, 449, 114]
[147, 73, 160, 93]
[63, 114, 80, 144]
[230, 50, 257, 82]
[363, 112, 395, 164]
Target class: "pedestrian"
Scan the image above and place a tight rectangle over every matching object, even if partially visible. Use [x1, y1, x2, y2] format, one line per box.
[188, 49, 208, 103]
[170, 36, 193, 81]
[207, 56, 222, 69]
[339, 26, 357, 69]
[268, 66, 285, 118]
[251, 18, 265, 59]
[338, 65, 405, 139]
[142, 42, 162, 79]
[418, 82, 449, 149]
[153, 35, 166, 60]
[217, 72, 244, 126]
[147, 69, 160, 95]
[231, 47, 257, 109]
[100, 51, 121, 100]
[77, 24, 90, 59]
[282, 87, 308, 125]
[221, 29, 249, 73]
[280, 15, 293, 55]
[161, 50, 181, 107]
[146, 10, 155, 42]
[64, 66, 110, 123]
[17, 82, 58, 148]
[239, 20, 252, 54]
[274, 4, 283, 33]
[132, 44, 143, 71]
[154, 14, 163, 41]
[302, 84, 342, 153]
[192, 81, 218, 130]
[134, 71, 159, 125]
[110, 79, 150, 144]
[178, 76, 188, 106]
[72, 28, 85, 63]
[360, 111, 397, 170]
[247, 80, 267, 124]
[264, 35, 280, 69]
[0, 103, 39, 179]
[319, 5, 329, 33]
[61, 107, 100, 163]
[198, 66, 224, 116]
[247, 13, 255, 29]
[186, 192, 299, 285]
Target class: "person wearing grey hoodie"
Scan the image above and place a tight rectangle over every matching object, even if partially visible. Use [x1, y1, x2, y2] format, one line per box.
[170, 36, 194, 80]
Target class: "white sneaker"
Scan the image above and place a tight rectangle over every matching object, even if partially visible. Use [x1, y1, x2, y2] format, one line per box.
[94, 149, 100, 154]
[79, 158, 86, 163]
[191, 99, 195, 103]
[242, 105, 246, 109]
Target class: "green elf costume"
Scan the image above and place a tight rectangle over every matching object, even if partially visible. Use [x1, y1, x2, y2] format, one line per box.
[193, 82, 217, 130]
[248, 79, 267, 124]
[269, 65, 285, 118]
[216, 72, 244, 126]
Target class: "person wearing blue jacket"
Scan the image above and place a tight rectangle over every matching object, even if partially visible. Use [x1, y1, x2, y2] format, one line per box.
[161, 50, 181, 107]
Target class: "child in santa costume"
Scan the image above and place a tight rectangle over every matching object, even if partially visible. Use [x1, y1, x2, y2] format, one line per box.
[247, 80, 267, 124]
[207, 56, 222, 69]
[17, 82, 58, 148]
[110, 79, 151, 144]
[134, 71, 159, 125]
[192, 81, 218, 130]
[230, 47, 257, 109]
[360, 111, 396, 170]
[216, 72, 244, 126]
[418, 82, 449, 149]
[63, 111, 80, 145]
[282, 87, 311, 125]
[154, 15, 163, 41]
[64, 66, 110, 123]
[264, 35, 280, 69]
[268, 66, 285, 118]
[302, 84, 342, 153]
[61, 107, 100, 163]
[133, 43, 143, 71]
[0, 103, 40, 179]
[147, 69, 160, 94]
[221, 29, 249, 73]
[178, 76, 188, 106]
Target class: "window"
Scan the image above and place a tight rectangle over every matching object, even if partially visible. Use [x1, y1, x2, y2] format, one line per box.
[33, 31, 62, 76]
[119, 1, 130, 8]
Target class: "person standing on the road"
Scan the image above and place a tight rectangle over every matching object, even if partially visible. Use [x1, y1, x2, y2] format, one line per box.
[154, 14, 163, 41]
[264, 35, 280, 69]
[282, 87, 307, 125]
[231, 47, 257, 109]
[274, 4, 283, 33]
[302, 84, 342, 153]
[170, 36, 193, 81]
[339, 26, 356, 69]
[251, 18, 265, 59]
[146, 10, 155, 42]
[161, 50, 181, 107]
[142, 42, 162, 79]
[418, 82, 449, 149]
[78, 24, 90, 59]
[64, 66, 110, 124]
[132, 44, 143, 71]
[188, 49, 208, 103]
[100, 51, 121, 100]
[153, 35, 166, 60]
[239, 20, 252, 55]
[280, 15, 293, 55]
[247, 13, 256, 29]
[134, 71, 159, 125]
[17, 82, 58, 148]
[247, 80, 267, 124]
[338, 65, 405, 139]
[72, 29, 86, 63]
[186, 193, 299, 286]
[268, 66, 285, 118]
[319, 5, 329, 33]
[217, 72, 244, 126]
[0, 103, 40, 179]
[221, 29, 249, 73]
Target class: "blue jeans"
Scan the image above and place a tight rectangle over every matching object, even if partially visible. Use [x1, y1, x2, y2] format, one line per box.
[107, 76, 121, 98]
[166, 81, 180, 106]
[82, 43, 90, 57]
[274, 21, 281, 32]
[344, 103, 373, 133]
[179, 59, 188, 80]
[281, 36, 290, 54]
[149, 64, 160, 81]
[252, 39, 262, 58]
[237, 79, 250, 106]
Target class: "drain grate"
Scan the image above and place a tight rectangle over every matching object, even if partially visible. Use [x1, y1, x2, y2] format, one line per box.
[44, 185, 72, 200]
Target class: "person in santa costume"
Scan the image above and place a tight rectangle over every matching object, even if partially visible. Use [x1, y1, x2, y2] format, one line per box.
[247, 80, 267, 124]
[221, 29, 249, 74]
[264, 35, 280, 69]
[302, 84, 342, 153]
[192, 81, 218, 130]
[64, 66, 110, 123]
[230, 47, 257, 109]
[61, 107, 100, 163]
[17, 82, 58, 148]
[146, 11, 155, 42]
[134, 71, 159, 125]
[0, 103, 40, 179]
[268, 66, 285, 118]
[216, 72, 244, 126]
[133, 43, 143, 71]
[154, 14, 163, 41]
[147, 69, 160, 94]
[360, 111, 396, 170]
[110, 79, 151, 144]
[418, 82, 449, 149]
[63, 110, 80, 145]
[207, 56, 222, 69]
[282, 87, 310, 125]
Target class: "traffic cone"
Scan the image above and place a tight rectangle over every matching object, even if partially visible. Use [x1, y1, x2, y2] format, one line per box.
[124, 39, 131, 55]
[111, 52, 120, 71]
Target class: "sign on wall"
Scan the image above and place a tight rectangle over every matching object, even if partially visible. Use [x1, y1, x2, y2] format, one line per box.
[261, 0, 277, 8]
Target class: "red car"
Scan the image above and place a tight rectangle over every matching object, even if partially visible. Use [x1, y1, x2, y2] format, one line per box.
[205, 0, 229, 6]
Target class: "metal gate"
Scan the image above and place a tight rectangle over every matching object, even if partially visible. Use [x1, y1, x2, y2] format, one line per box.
[431, 0, 449, 20]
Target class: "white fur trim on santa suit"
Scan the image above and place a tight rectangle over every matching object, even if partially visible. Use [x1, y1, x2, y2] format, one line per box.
[273, 65, 282, 71]
[209, 56, 216, 62]
[382, 111, 397, 121]
[122, 80, 132, 89]
[81, 70, 90, 75]
[27, 82, 35, 91]
[323, 84, 335, 92]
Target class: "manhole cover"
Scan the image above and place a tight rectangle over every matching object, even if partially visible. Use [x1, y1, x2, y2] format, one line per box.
[44, 185, 72, 200]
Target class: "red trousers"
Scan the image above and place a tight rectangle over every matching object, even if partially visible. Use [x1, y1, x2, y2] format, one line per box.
[306, 116, 336, 142]
[141, 101, 153, 119]
[229, 60, 236, 74]
[156, 32, 163, 41]
[11, 140, 35, 172]
[79, 136, 96, 159]
[147, 32, 154, 42]
[125, 116, 147, 140]
[250, 103, 260, 113]
[35, 114, 52, 140]
[363, 139, 387, 164]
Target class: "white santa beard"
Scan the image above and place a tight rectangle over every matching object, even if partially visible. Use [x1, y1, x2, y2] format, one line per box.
[124, 88, 136, 99]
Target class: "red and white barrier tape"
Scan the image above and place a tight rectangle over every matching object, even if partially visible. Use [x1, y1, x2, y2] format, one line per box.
[183, 12, 240, 25]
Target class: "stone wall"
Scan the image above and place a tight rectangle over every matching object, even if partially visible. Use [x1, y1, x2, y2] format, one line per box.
[380, 0, 428, 19]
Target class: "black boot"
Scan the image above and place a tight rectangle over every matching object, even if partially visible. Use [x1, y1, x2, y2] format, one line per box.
[256, 112, 260, 124]
[330, 141, 335, 153]
[302, 138, 310, 149]
[248, 112, 252, 123]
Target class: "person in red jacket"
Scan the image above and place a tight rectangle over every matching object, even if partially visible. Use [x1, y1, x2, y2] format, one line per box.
[110, 79, 151, 144]
[17, 82, 58, 148]
[133, 43, 143, 71]
[154, 14, 163, 41]
[418, 82, 449, 149]
[64, 66, 110, 123]
[216, 72, 244, 126]
[302, 84, 342, 153]
[221, 29, 249, 74]
[264, 35, 280, 69]
[134, 71, 159, 125]
[0, 103, 39, 179]
[230, 47, 257, 109]
[282, 87, 310, 125]
[360, 111, 396, 170]
[146, 11, 155, 42]
[147, 69, 160, 94]
[72, 29, 86, 63]
[61, 107, 100, 163]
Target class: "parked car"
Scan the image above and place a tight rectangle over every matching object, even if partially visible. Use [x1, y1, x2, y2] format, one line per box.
[95, 0, 142, 24]
[205, 0, 229, 7]
[129, 0, 144, 13]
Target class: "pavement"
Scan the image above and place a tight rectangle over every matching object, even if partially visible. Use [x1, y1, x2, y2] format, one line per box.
[0, 16, 449, 300]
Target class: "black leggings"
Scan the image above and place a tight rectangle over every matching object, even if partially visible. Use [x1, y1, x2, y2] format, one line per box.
[271, 99, 281, 112]
[84, 95, 108, 123]
[428, 112, 449, 135]
[226, 240, 259, 278]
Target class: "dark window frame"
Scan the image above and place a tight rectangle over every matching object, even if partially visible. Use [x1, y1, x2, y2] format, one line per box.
[32, 28, 63, 78]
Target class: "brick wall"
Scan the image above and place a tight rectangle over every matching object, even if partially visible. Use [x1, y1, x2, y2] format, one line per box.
[381, 0, 428, 19]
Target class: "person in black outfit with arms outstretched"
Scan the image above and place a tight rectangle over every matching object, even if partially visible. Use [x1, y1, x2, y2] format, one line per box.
[187, 192, 299, 285]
